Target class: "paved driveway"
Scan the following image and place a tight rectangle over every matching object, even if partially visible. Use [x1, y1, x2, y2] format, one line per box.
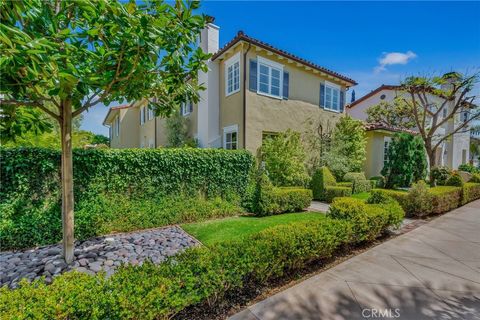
[231, 199, 480, 320]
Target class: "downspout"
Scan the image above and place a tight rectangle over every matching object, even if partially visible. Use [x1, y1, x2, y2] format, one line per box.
[154, 116, 157, 148]
[242, 42, 251, 149]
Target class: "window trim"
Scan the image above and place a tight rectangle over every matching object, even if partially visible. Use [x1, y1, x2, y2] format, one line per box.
[383, 136, 391, 166]
[257, 56, 283, 100]
[225, 52, 241, 97]
[180, 100, 193, 116]
[223, 124, 238, 150]
[323, 81, 341, 112]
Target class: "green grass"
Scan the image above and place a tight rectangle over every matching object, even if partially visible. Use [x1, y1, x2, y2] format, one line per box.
[350, 192, 371, 201]
[182, 212, 326, 245]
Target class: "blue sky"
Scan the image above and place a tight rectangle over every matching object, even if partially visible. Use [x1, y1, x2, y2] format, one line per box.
[82, 1, 480, 135]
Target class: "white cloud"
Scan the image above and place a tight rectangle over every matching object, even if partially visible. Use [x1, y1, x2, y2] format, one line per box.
[375, 51, 417, 73]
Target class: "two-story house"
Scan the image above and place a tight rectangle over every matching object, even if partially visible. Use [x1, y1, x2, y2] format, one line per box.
[347, 83, 471, 178]
[103, 19, 357, 154]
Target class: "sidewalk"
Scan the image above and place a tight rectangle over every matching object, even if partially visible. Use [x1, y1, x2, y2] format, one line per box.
[230, 200, 480, 320]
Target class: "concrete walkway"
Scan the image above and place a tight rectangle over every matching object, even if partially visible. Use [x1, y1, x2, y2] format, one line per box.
[231, 200, 480, 320]
[307, 200, 330, 213]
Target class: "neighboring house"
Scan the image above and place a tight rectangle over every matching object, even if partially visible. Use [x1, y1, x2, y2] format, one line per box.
[347, 84, 471, 178]
[103, 19, 357, 154]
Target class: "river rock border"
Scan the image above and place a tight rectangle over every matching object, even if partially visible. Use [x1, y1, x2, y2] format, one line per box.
[0, 226, 199, 288]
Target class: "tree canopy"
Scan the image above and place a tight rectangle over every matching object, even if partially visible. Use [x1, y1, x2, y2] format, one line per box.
[0, 0, 210, 262]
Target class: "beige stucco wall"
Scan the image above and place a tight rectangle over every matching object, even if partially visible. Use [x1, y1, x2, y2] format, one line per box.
[219, 45, 245, 148]
[363, 130, 393, 178]
[109, 107, 140, 148]
[243, 49, 347, 154]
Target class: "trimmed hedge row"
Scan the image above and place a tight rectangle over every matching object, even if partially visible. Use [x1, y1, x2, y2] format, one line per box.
[0, 147, 255, 201]
[373, 182, 480, 217]
[311, 166, 336, 201]
[254, 186, 312, 216]
[325, 186, 352, 203]
[0, 196, 402, 319]
[328, 197, 404, 242]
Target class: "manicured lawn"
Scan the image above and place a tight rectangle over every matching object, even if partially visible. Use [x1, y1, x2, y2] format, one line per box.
[182, 212, 326, 245]
[350, 192, 371, 201]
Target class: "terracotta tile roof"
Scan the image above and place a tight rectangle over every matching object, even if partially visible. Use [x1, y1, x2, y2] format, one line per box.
[347, 85, 400, 109]
[211, 31, 357, 86]
[364, 122, 418, 135]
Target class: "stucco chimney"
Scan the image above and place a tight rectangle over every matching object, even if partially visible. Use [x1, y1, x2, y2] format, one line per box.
[200, 18, 219, 54]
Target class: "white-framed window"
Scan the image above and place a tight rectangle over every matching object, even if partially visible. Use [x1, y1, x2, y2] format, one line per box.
[383, 137, 391, 166]
[147, 106, 154, 121]
[180, 100, 193, 116]
[324, 81, 340, 112]
[257, 56, 283, 99]
[225, 52, 240, 96]
[114, 115, 120, 137]
[140, 106, 146, 125]
[223, 124, 238, 150]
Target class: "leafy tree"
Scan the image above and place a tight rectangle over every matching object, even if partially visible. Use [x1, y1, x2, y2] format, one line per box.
[366, 73, 479, 182]
[260, 129, 309, 187]
[303, 117, 334, 173]
[0, 0, 209, 262]
[381, 133, 427, 188]
[166, 112, 193, 147]
[91, 134, 109, 145]
[324, 115, 367, 180]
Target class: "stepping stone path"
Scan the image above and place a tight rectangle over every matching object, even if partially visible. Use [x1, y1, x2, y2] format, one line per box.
[0, 226, 199, 289]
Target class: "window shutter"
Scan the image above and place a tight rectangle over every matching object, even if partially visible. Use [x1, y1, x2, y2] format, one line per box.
[283, 71, 289, 99]
[340, 90, 345, 112]
[249, 59, 257, 92]
[319, 83, 325, 108]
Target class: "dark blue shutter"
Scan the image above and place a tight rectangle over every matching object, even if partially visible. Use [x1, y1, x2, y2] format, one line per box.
[283, 71, 289, 99]
[249, 59, 257, 92]
[320, 83, 325, 108]
[340, 90, 345, 113]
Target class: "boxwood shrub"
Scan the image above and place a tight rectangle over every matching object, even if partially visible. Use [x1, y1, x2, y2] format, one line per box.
[324, 186, 352, 203]
[328, 197, 404, 242]
[253, 185, 313, 216]
[311, 166, 336, 201]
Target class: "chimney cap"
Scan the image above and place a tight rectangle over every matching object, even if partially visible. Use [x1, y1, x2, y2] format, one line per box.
[205, 15, 215, 23]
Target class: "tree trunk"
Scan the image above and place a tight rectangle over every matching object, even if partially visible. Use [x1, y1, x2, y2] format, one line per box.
[426, 146, 436, 186]
[60, 100, 74, 263]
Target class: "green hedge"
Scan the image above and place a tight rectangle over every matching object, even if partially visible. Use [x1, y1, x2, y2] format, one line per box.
[463, 183, 480, 204]
[0, 194, 243, 250]
[343, 172, 371, 194]
[311, 166, 336, 201]
[0, 147, 254, 249]
[373, 183, 480, 217]
[254, 186, 312, 216]
[0, 194, 406, 319]
[0, 147, 254, 201]
[328, 197, 404, 242]
[324, 186, 352, 203]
